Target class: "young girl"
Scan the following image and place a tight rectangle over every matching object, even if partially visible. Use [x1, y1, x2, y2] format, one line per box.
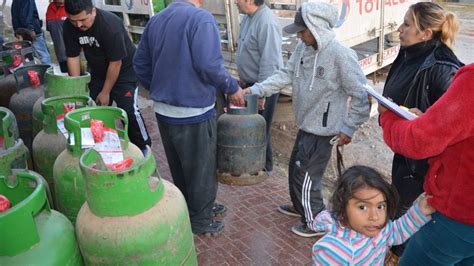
[14, 28, 36, 43]
[308, 165, 434, 265]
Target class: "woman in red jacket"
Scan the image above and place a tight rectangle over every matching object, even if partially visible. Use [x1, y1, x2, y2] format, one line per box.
[379, 64, 474, 265]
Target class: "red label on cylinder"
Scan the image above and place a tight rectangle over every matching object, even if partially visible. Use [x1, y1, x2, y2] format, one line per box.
[90, 119, 105, 143]
[27, 70, 41, 88]
[0, 195, 10, 212]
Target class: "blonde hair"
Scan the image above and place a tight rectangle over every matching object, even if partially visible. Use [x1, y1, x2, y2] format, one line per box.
[409, 2, 458, 49]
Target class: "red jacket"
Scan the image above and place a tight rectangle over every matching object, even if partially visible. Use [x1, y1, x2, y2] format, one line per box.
[45, 2, 67, 22]
[381, 63, 474, 226]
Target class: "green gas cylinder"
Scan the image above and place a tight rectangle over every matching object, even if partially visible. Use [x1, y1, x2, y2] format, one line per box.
[53, 106, 143, 223]
[32, 95, 94, 207]
[0, 170, 82, 265]
[76, 147, 197, 265]
[0, 107, 29, 174]
[32, 69, 91, 137]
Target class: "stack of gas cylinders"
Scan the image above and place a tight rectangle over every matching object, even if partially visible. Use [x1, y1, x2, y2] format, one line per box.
[0, 41, 197, 265]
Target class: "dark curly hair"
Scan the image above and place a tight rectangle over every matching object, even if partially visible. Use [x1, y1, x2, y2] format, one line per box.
[330, 165, 399, 227]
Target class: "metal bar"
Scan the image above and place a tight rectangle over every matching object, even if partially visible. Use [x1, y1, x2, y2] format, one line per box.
[377, 0, 386, 67]
[224, 0, 235, 52]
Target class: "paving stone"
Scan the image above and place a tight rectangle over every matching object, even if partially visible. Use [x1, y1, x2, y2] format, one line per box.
[141, 106, 316, 265]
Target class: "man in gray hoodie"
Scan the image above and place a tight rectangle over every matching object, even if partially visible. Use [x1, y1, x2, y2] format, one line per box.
[235, 0, 283, 176]
[245, 2, 370, 237]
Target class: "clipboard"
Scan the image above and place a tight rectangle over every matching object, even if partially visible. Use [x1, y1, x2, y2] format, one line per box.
[364, 84, 418, 120]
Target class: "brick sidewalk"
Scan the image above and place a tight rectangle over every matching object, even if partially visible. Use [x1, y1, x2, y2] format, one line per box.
[144, 107, 319, 265]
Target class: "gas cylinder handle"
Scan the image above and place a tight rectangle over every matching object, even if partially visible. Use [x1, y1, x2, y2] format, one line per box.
[13, 64, 50, 92]
[44, 68, 91, 98]
[79, 146, 162, 217]
[227, 94, 258, 115]
[1, 41, 35, 69]
[0, 140, 29, 177]
[0, 62, 8, 78]
[41, 95, 95, 134]
[0, 107, 19, 149]
[1, 40, 32, 51]
[64, 106, 130, 155]
[0, 171, 50, 256]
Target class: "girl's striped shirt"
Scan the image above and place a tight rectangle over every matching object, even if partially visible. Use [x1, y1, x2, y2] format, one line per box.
[308, 204, 431, 265]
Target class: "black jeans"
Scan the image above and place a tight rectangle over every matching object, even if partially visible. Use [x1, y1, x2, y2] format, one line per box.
[157, 116, 218, 231]
[259, 93, 279, 172]
[288, 130, 333, 224]
[390, 153, 427, 256]
[89, 81, 151, 150]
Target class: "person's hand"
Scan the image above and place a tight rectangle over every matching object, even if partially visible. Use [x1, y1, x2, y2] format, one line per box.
[378, 104, 387, 115]
[337, 132, 351, 146]
[242, 88, 253, 95]
[409, 107, 423, 116]
[417, 193, 435, 216]
[228, 87, 245, 107]
[30, 30, 36, 39]
[95, 91, 110, 106]
[258, 97, 265, 111]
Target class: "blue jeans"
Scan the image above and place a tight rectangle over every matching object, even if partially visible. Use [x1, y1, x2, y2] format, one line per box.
[399, 212, 474, 265]
[32, 33, 51, 65]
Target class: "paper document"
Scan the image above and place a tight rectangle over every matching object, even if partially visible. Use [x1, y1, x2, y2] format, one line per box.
[364, 84, 418, 120]
[81, 128, 96, 148]
[93, 128, 124, 164]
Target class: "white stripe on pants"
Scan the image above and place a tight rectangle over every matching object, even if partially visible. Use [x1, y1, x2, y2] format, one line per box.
[302, 171, 314, 223]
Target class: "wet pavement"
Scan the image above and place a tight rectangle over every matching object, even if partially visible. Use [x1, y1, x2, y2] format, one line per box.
[140, 105, 318, 265]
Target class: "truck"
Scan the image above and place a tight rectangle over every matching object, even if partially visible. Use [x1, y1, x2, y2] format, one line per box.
[93, 0, 417, 82]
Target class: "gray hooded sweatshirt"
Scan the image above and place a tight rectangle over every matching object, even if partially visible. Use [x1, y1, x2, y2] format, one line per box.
[250, 2, 370, 138]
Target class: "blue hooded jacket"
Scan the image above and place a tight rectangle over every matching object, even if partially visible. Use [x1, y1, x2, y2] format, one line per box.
[133, 1, 238, 123]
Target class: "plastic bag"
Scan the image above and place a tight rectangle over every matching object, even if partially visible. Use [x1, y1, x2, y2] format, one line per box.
[106, 157, 134, 172]
[63, 102, 76, 114]
[27, 70, 41, 88]
[90, 119, 105, 143]
[0, 194, 10, 212]
[12, 54, 22, 67]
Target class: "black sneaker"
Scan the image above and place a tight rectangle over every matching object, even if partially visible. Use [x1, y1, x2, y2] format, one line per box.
[291, 223, 325, 238]
[213, 203, 227, 217]
[277, 204, 301, 217]
[193, 220, 225, 236]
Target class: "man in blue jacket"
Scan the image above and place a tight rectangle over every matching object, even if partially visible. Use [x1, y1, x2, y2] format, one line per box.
[11, 0, 51, 64]
[134, 0, 245, 235]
